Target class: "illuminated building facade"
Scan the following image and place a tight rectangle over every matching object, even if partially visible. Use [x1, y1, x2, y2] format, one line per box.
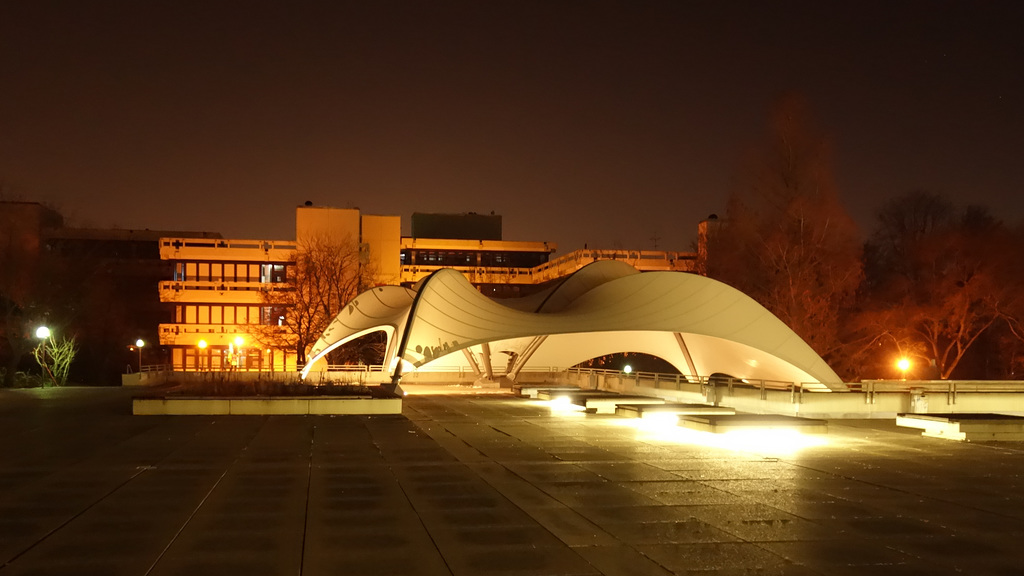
[158, 206, 400, 372]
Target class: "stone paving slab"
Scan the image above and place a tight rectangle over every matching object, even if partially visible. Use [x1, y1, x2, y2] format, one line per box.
[5, 388, 1024, 575]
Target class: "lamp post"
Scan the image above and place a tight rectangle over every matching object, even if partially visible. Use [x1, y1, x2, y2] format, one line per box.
[233, 336, 244, 371]
[197, 339, 207, 372]
[135, 339, 145, 372]
[35, 326, 50, 385]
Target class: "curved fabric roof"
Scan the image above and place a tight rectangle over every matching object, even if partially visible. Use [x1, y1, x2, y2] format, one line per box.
[302, 261, 845, 391]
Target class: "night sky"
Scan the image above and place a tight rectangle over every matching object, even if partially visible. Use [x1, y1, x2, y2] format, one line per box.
[1, 1, 1022, 253]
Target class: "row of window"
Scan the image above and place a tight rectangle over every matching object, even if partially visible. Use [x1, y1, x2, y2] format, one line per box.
[175, 305, 285, 326]
[400, 250, 550, 268]
[173, 262, 288, 283]
[172, 347, 294, 371]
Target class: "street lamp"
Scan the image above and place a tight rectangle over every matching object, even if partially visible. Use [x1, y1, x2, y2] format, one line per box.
[897, 357, 911, 381]
[35, 326, 50, 382]
[135, 339, 145, 372]
[35, 326, 51, 386]
[197, 339, 207, 372]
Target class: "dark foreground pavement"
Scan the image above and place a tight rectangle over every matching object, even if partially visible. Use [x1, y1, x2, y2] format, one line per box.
[1, 387, 1023, 575]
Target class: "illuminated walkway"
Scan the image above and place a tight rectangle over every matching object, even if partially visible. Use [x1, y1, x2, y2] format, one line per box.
[1, 387, 1022, 575]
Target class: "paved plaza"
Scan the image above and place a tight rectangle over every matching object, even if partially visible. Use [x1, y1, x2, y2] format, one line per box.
[2, 386, 1024, 575]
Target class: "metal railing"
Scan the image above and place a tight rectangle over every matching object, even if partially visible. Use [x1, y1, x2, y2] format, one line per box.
[158, 280, 294, 294]
[859, 379, 1024, 405]
[124, 364, 172, 375]
[158, 324, 290, 336]
[400, 248, 697, 286]
[325, 364, 386, 372]
[566, 367, 810, 403]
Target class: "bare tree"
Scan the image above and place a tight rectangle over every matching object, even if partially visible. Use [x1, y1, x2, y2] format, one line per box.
[708, 94, 863, 377]
[863, 195, 1023, 379]
[250, 234, 378, 366]
[33, 334, 78, 386]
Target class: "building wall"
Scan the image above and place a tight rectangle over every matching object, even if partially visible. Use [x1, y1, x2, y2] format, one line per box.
[411, 212, 502, 240]
[361, 214, 401, 283]
[295, 205, 360, 246]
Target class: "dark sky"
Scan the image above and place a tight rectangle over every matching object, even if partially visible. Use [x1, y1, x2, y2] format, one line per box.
[1, 1, 1022, 253]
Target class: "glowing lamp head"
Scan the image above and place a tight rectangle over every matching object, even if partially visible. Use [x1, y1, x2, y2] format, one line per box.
[623, 365, 633, 374]
[136, 339, 145, 348]
[897, 358, 911, 372]
[35, 326, 50, 339]
[234, 336, 244, 347]
[197, 340, 208, 350]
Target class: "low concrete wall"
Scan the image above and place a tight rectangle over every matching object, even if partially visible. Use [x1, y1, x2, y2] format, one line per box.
[121, 371, 167, 387]
[551, 370, 1024, 419]
[133, 396, 402, 416]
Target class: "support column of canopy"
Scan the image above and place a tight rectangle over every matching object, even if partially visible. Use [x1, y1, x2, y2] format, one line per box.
[508, 335, 548, 380]
[674, 332, 699, 380]
[462, 347, 483, 376]
[479, 342, 494, 381]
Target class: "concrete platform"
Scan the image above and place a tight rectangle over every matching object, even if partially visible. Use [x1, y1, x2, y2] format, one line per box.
[680, 413, 829, 434]
[580, 395, 666, 414]
[615, 403, 736, 419]
[513, 385, 582, 399]
[537, 390, 660, 414]
[4, 387, 1024, 575]
[536, 389, 618, 402]
[896, 413, 1024, 441]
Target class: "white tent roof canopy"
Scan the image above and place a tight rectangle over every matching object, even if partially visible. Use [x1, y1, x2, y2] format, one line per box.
[302, 261, 846, 391]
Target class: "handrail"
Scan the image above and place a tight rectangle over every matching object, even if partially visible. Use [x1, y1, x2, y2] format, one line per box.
[567, 367, 810, 403]
[160, 238, 298, 251]
[159, 280, 293, 292]
[401, 248, 698, 285]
